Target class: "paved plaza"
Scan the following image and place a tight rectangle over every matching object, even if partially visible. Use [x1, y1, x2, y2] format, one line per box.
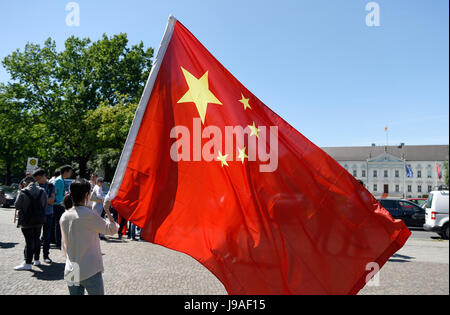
[0, 207, 448, 295]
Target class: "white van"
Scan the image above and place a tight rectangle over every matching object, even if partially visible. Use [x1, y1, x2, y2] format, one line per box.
[423, 189, 449, 239]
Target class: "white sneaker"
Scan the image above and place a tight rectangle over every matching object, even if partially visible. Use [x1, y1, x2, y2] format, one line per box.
[33, 260, 41, 266]
[14, 262, 32, 271]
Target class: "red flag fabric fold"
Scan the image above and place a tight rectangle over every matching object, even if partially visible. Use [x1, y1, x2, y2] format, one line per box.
[108, 16, 410, 294]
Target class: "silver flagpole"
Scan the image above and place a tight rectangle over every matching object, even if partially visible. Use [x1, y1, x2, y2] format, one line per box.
[403, 156, 406, 199]
[106, 15, 178, 203]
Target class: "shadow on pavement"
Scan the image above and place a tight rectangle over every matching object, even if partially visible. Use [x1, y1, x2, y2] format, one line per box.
[388, 253, 415, 263]
[31, 262, 65, 281]
[430, 236, 447, 241]
[0, 242, 19, 249]
[104, 238, 125, 243]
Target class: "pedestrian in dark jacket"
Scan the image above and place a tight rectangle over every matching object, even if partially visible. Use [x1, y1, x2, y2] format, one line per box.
[14, 176, 48, 271]
[33, 168, 56, 264]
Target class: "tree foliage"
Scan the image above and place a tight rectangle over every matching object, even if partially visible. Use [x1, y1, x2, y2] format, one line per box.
[0, 84, 36, 183]
[0, 34, 153, 184]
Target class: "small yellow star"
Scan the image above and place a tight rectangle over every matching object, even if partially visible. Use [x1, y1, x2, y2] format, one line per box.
[238, 93, 252, 110]
[216, 151, 229, 167]
[248, 122, 260, 138]
[237, 147, 248, 164]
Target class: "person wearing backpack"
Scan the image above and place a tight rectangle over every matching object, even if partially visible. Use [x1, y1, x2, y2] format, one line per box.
[13, 176, 48, 271]
[33, 168, 56, 264]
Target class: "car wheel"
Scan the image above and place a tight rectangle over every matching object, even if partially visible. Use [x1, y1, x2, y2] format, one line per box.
[442, 224, 449, 240]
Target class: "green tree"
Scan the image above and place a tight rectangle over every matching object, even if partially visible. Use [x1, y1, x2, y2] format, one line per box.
[85, 93, 138, 181]
[0, 84, 40, 184]
[2, 34, 153, 178]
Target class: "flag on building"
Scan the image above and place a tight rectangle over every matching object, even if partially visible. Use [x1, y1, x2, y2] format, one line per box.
[436, 163, 442, 180]
[106, 16, 410, 294]
[405, 164, 414, 178]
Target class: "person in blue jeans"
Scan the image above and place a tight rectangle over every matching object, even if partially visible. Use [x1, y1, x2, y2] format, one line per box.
[67, 271, 105, 295]
[128, 222, 137, 240]
[33, 168, 56, 264]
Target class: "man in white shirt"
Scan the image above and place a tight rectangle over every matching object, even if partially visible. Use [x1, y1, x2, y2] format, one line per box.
[87, 173, 98, 209]
[60, 178, 118, 295]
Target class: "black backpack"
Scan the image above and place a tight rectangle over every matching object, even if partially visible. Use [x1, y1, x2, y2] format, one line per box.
[22, 189, 46, 226]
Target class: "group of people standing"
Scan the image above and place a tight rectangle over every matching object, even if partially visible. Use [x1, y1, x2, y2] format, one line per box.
[14, 165, 74, 269]
[12, 166, 138, 295]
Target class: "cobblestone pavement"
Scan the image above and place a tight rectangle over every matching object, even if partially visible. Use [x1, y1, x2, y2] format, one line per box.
[359, 234, 449, 295]
[0, 207, 226, 295]
[0, 207, 448, 295]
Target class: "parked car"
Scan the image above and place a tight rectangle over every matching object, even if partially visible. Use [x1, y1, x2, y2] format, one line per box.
[0, 185, 18, 208]
[408, 198, 427, 207]
[377, 199, 425, 228]
[423, 189, 449, 240]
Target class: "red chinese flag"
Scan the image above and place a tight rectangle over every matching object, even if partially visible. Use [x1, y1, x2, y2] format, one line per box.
[108, 16, 410, 294]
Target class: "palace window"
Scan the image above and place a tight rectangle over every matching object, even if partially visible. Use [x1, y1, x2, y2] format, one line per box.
[384, 170, 388, 178]
[417, 185, 422, 193]
[417, 170, 422, 178]
[373, 170, 377, 178]
[362, 170, 366, 177]
[373, 184, 377, 192]
[395, 170, 399, 178]
[407, 185, 412, 193]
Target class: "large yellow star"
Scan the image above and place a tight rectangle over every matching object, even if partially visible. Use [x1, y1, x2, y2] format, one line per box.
[177, 67, 222, 124]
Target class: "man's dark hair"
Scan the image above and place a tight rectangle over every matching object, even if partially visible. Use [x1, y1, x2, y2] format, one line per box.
[32, 168, 46, 177]
[63, 178, 91, 209]
[60, 165, 73, 175]
[53, 169, 61, 177]
[23, 176, 35, 185]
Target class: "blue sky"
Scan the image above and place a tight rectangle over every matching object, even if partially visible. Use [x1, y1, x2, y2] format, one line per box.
[0, 0, 448, 147]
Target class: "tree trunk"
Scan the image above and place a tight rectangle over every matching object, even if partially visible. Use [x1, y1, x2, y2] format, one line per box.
[5, 161, 12, 186]
[77, 157, 89, 179]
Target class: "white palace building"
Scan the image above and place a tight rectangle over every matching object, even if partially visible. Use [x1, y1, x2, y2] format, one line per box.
[322, 144, 448, 199]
